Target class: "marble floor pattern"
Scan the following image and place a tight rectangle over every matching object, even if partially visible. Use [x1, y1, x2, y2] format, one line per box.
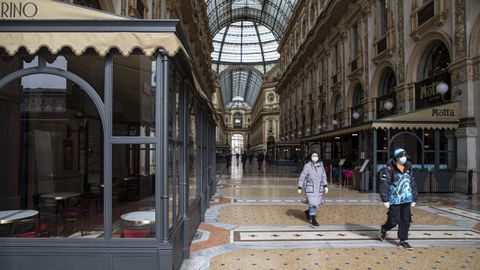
[181, 162, 480, 270]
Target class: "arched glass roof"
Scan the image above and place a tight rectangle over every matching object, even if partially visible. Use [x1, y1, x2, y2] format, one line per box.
[205, 0, 297, 39]
[220, 68, 264, 108]
[206, 0, 297, 110]
[211, 21, 279, 73]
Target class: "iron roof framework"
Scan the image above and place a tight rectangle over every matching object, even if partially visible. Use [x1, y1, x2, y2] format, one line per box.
[220, 67, 264, 109]
[206, 0, 297, 109]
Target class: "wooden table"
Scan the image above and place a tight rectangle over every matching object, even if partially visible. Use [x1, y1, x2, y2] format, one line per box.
[0, 210, 39, 225]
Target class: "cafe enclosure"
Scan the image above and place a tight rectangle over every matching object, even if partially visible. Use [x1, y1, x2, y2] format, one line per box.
[0, 1, 217, 270]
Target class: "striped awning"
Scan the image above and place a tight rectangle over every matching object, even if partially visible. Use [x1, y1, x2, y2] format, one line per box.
[0, 0, 186, 57]
[303, 102, 460, 141]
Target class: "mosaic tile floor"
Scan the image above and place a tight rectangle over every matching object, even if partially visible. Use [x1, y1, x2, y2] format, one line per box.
[209, 247, 480, 270]
[180, 163, 480, 270]
[219, 205, 455, 226]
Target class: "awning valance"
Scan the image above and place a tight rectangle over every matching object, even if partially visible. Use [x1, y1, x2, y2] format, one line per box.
[0, 0, 187, 57]
[302, 102, 460, 141]
[0, 31, 185, 57]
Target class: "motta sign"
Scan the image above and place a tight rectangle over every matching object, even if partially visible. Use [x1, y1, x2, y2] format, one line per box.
[1, 1, 38, 18]
[431, 108, 455, 118]
[415, 72, 451, 110]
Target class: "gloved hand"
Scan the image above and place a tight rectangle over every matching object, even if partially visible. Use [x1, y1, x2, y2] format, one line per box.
[324, 187, 329, 194]
[411, 202, 416, 207]
[297, 188, 302, 194]
[383, 202, 390, 208]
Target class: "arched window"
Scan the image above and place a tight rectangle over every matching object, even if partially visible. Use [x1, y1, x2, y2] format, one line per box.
[352, 84, 364, 124]
[233, 112, 243, 129]
[419, 41, 450, 80]
[335, 95, 343, 113]
[334, 95, 342, 128]
[379, 68, 396, 97]
[310, 108, 315, 135]
[377, 68, 397, 118]
[352, 84, 364, 107]
[416, 40, 451, 108]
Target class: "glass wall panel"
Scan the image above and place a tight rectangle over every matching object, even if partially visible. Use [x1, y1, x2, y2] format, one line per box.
[188, 94, 197, 204]
[168, 66, 182, 228]
[112, 55, 156, 136]
[0, 74, 104, 238]
[112, 144, 155, 238]
[1, 51, 105, 101]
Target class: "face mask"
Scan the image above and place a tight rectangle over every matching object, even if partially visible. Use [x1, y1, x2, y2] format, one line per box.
[311, 156, 319, 163]
[399, 157, 407, 164]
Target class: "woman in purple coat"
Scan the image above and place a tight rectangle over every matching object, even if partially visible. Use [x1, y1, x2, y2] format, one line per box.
[297, 151, 329, 226]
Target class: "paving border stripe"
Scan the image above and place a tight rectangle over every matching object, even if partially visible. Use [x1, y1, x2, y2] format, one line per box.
[432, 207, 480, 221]
[232, 229, 480, 242]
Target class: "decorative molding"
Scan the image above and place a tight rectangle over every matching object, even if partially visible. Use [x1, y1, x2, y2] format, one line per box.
[454, 0, 466, 60]
[363, 15, 369, 98]
[397, 0, 405, 84]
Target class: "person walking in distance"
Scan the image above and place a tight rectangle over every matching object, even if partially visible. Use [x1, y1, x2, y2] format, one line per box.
[297, 151, 329, 226]
[257, 152, 264, 170]
[379, 148, 418, 250]
[241, 152, 248, 170]
[225, 152, 231, 169]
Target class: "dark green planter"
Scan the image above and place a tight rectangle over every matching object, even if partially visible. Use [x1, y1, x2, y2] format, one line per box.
[432, 171, 454, 192]
[413, 171, 430, 193]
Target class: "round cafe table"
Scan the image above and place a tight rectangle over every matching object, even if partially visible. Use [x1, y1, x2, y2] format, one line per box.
[40, 192, 81, 200]
[120, 210, 155, 226]
[0, 210, 39, 225]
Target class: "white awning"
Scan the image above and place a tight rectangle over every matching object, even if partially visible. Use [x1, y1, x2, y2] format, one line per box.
[0, 0, 186, 57]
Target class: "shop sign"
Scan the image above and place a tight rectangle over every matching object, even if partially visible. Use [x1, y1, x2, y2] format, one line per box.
[415, 72, 451, 110]
[0, 1, 38, 18]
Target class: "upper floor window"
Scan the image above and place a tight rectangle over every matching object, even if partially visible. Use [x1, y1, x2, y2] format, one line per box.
[234, 113, 243, 129]
[352, 24, 359, 57]
[333, 44, 339, 71]
[379, 0, 388, 37]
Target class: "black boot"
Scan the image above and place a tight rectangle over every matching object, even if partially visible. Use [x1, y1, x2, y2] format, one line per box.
[311, 216, 319, 226]
[304, 210, 310, 221]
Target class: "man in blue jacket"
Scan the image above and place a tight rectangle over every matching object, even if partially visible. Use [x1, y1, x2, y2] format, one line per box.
[379, 148, 418, 250]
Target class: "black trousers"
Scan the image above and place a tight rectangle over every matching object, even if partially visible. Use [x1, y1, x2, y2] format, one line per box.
[382, 203, 412, 241]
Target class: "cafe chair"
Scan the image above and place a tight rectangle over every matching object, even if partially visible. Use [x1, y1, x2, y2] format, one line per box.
[10, 218, 50, 238]
[61, 196, 89, 236]
[122, 228, 150, 238]
[86, 184, 102, 213]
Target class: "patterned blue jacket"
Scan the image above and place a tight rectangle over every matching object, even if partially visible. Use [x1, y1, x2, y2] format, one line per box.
[379, 159, 418, 205]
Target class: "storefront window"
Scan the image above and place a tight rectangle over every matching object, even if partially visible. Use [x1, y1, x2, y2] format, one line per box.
[112, 144, 155, 238]
[188, 95, 198, 204]
[0, 74, 104, 238]
[112, 55, 156, 136]
[376, 129, 388, 150]
[391, 132, 423, 165]
[168, 65, 182, 228]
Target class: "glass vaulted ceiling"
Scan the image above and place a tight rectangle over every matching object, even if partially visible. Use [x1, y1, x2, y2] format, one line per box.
[206, 0, 297, 110]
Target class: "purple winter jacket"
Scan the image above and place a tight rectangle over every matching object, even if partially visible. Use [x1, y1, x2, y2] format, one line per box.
[298, 161, 329, 207]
